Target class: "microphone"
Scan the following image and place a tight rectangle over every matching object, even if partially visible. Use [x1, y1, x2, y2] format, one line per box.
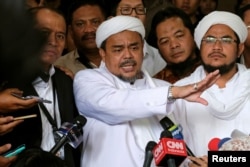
[152, 130, 187, 167]
[143, 141, 157, 167]
[160, 116, 196, 157]
[208, 137, 232, 151]
[208, 137, 221, 151]
[50, 115, 87, 155]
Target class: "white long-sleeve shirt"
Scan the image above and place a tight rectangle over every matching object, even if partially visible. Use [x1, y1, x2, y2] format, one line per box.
[73, 64, 174, 167]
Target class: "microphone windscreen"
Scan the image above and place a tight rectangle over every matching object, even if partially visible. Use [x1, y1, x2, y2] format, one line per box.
[231, 129, 248, 138]
[74, 115, 87, 128]
[219, 136, 250, 151]
[146, 141, 157, 152]
[160, 117, 174, 130]
[208, 138, 221, 151]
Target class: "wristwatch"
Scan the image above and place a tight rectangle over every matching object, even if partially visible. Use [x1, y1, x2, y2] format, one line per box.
[167, 86, 176, 103]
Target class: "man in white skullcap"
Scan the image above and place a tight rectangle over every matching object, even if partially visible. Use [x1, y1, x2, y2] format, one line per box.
[73, 15, 220, 167]
[168, 11, 250, 166]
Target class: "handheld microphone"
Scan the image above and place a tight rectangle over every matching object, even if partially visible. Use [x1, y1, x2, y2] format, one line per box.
[143, 141, 157, 167]
[50, 115, 87, 155]
[153, 130, 187, 167]
[160, 116, 196, 157]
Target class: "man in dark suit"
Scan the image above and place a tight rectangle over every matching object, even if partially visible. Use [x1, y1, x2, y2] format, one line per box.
[0, 7, 80, 167]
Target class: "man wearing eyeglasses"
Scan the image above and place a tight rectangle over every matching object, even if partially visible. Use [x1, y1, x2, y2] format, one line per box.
[169, 11, 250, 166]
[109, 0, 166, 76]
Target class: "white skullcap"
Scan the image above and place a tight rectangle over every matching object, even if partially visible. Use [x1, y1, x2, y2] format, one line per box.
[194, 11, 248, 49]
[96, 16, 145, 48]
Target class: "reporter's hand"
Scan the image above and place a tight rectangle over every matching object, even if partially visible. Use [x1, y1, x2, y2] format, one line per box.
[0, 117, 23, 136]
[188, 156, 208, 167]
[0, 88, 38, 113]
[173, 70, 220, 105]
[0, 144, 16, 167]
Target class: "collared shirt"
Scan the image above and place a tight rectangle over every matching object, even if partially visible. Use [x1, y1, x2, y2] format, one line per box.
[32, 66, 64, 158]
[54, 50, 98, 75]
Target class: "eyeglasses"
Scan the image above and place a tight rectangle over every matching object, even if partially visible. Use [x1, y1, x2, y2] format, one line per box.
[201, 36, 238, 45]
[120, 7, 146, 15]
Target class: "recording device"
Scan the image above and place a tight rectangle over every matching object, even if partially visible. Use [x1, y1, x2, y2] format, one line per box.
[11, 93, 52, 103]
[160, 116, 196, 157]
[3, 144, 26, 158]
[50, 115, 87, 155]
[153, 130, 187, 167]
[143, 141, 157, 167]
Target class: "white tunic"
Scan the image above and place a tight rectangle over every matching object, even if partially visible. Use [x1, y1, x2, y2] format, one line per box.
[172, 64, 250, 156]
[73, 64, 173, 167]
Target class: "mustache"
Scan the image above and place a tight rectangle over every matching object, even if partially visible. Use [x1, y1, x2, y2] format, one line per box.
[119, 59, 137, 67]
[81, 32, 96, 40]
[208, 52, 226, 58]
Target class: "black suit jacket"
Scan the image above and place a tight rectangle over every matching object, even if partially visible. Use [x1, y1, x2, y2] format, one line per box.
[0, 67, 80, 167]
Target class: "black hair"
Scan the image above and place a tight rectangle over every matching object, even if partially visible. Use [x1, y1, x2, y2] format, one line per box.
[67, 0, 107, 25]
[28, 6, 66, 21]
[147, 6, 194, 48]
[10, 148, 68, 167]
[235, 0, 245, 13]
[236, 4, 250, 19]
[109, 0, 146, 17]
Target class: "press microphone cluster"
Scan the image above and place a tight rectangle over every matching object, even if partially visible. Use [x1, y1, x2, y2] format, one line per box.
[143, 116, 195, 167]
[208, 129, 250, 151]
[50, 115, 87, 155]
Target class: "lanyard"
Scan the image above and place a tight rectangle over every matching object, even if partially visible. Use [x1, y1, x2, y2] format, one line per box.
[35, 77, 58, 132]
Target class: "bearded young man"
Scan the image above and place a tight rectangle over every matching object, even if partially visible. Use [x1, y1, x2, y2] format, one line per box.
[171, 11, 250, 167]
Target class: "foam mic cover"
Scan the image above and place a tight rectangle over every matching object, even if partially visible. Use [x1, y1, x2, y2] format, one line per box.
[143, 141, 157, 167]
[208, 138, 221, 151]
[153, 130, 187, 167]
[219, 136, 250, 151]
